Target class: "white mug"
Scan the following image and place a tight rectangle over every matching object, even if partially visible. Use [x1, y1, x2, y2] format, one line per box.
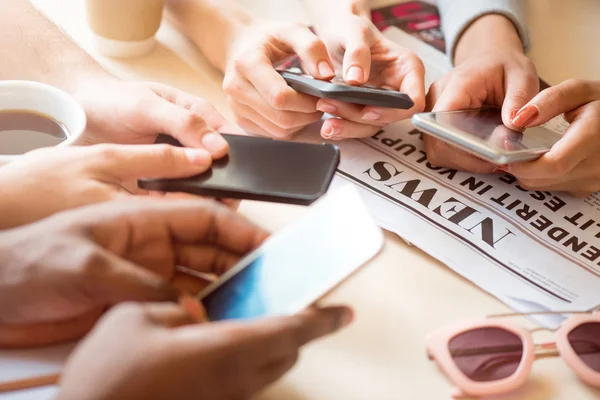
[0, 81, 87, 166]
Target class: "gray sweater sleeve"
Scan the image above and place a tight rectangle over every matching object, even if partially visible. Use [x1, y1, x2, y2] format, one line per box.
[436, 0, 530, 63]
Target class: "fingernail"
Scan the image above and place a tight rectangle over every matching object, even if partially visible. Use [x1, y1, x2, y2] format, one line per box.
[509, 109, 518, 123]
[512, 105, 539, 128]
[322, 126, 341, 139]
[318, 61, 334, 78]
[346, 66, 364, 83]
[184, 148, 211, 165]
[317, 100, 337, 114]
[179, 295, 207, 322]
[201, 132, 229, 157]
[362, 111, 381, 121]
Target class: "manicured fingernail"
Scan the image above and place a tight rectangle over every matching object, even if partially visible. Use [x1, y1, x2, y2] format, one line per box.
[318, 61, 335, 78]
[179, 295, 207, 322]
[317, 100, 337, 114]
[362, 111, 381, 121]
[184, 148, 211, 164]
[512, 105, 539, 128]
[201, 132, 229, 156]
[346, 66, 364, 83]
[322, 126, 341, 139]
[509, 109, 518, 123]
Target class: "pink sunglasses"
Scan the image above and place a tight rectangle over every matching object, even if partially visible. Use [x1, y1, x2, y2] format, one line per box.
[426, 311, 600, 398]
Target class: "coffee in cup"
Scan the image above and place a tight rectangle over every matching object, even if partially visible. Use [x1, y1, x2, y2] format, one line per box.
[0, 81, 87, 166]
[85, 0, 164, 58]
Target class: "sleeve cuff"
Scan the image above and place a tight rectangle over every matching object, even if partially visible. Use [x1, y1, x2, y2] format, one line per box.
[437, 0, 530, 64]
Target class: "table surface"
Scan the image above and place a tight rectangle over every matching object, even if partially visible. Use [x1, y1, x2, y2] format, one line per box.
[28, 1, 600, 399]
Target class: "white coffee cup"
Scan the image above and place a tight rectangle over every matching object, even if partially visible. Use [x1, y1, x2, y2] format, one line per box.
[0, 81, 87, 166]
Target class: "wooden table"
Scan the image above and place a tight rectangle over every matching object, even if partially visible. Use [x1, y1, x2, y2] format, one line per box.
[27, 1, 600, 399]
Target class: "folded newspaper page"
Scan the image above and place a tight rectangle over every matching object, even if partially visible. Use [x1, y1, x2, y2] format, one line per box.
[295, 27, 600, 328]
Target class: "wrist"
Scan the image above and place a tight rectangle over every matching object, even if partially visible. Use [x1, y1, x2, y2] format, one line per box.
[166, 0, 254, 72]
[306, 0, 370, 28]
[454, 14, 524, 65]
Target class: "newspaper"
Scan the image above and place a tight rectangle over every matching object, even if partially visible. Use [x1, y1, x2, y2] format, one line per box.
[295, 27, 600, 328]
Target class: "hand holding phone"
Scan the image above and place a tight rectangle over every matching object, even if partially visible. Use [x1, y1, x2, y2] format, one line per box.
[198, 185, 383, 321]
[138, 134, 339, 205]
[412, 107, 563, 165]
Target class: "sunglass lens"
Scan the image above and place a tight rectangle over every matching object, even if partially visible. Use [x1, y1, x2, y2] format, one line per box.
[567, 322, 600, 373]
[448, 327, 524, 382]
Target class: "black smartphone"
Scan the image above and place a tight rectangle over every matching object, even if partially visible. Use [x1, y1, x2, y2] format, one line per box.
[138, 134, 340, 205]
[278, 70, 414, 109]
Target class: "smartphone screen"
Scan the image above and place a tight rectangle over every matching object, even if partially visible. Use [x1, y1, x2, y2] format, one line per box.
[138, 134, 340, 205]
[428, 108, 562, 152]
[199, 185, 383, 321]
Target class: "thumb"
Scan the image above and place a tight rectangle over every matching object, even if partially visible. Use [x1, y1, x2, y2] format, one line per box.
[342, 31, 372, 85]
[139, 300, 205, 329]
[501, 67, 539, 129]
[146, 95, 229, 158]
[511, 79, 600, 128]
[87, 143, 211, 182]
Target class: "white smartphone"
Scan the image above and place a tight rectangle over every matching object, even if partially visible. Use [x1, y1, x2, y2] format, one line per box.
[197, 185, 384, 321]
[411, 107, 564, 164]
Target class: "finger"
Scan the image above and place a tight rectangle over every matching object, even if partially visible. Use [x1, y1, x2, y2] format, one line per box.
[148, 82, 242, 135]
[0, 308, 103, 348]
[172, 270, 214, 295]
[507, 106, 598, 180]
[145, 94, 229, 158]
[321, 117, 381, 140]
[511, 79, 600, 128]
[224, 75, 322, 134]
[175, 244, 242, 275]
[342, 28, 373, 85]
[426, 75, 450, 111]
[423, 136, 496, 174]
[395, 56, 426, 113]
[431, 77, 484, 112]
[318, 98, 417, 126]
[501, 65, 539, 129]
[140, 302, 201, 327]
[87, 143, 212, 182]
[244, 306, 353, 362]
[276, 25, 335, 80]
[230, 102, 313, 138]
[234, 55, 319, 113]
[90, 250, 180, 305]
[87, 198, 269, 254]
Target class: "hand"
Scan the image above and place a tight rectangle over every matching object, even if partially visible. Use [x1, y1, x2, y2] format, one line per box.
[0, 143, 215, 229]
[223, 21, 335, 138]
[76, 79, 238, 158]
[58, 302, 352, 400]
[0, 198, 268, 347]
[311, 13, 425, 139]
[506, 79, 600, 197]
[424, 14, 537, 173]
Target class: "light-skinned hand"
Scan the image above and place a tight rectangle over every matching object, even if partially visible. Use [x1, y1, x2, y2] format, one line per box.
[76, 80, 238, 158]
[424, 14, 538, 173]
[223, 21, 335, 138]
[506, 79, 600, 197]
[0, 144, 213, 229]
[311, 14, 425, 140]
